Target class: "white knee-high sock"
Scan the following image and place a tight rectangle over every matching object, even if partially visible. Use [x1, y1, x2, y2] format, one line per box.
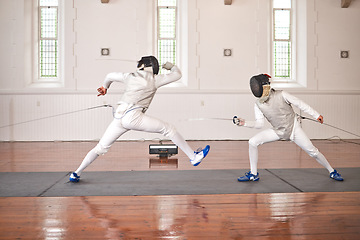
[314, 152, 334, 173]
[75, 149, 99, 175]
[170, 132, 195, 160]
[249, 143, 258, 175]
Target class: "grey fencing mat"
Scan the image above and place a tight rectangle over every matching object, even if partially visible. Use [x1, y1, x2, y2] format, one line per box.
[0, 168, 358, 197]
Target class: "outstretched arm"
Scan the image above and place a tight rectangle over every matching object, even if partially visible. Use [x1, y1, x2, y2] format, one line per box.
[233, 104, 265, 128]
[103, 72, 128, 89]
[282, 91, 322, 122]
[97, 72, 128, 97]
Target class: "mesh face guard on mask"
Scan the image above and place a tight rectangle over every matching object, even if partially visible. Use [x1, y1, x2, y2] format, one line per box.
[249, 74, 271, 98]
[137, 56, 159, 75]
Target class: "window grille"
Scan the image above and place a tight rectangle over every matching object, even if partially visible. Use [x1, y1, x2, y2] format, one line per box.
[39, 0, 58, 78]
[272, 0, 292, 80]
[157, 0, 177, 74]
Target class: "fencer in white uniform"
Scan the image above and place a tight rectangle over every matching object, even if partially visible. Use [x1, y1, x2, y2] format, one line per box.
[69, 56, 210, 182]
[233, 74, 343, 181]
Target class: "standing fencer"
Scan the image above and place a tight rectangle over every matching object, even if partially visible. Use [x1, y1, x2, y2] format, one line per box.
[70, 56, 210, 182]
[233, 74, 343, 182]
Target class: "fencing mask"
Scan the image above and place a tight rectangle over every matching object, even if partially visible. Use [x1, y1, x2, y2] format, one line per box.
[137, 56, 159, 75]
[250, 74, 271, 98]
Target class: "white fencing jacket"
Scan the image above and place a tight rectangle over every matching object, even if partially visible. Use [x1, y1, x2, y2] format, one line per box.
[103, 66, 182, 113]
[245, 89, 320, 140]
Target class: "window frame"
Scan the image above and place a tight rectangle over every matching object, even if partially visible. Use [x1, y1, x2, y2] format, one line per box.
[155, 0, 189, 88]
[271, 0, 295, 83]
[26, 0, 64, 88]
[156, 0, 178, 75]
[38, 2, 59, 79]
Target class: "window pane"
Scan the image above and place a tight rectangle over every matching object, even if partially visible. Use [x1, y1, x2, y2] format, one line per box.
[158, 40, 176, 62]
[158, 0, 176, 7]
[40, 7, 57, 39]
[158, 8, 176, 39]
[158, 39, 176, 73]
[157, 0, 177, 74]
[40, 40, 58, 77]
[273, 0, 291, 8]
[274, 41, 291, 78]
[39, 0, 58, 79]
[274, 9, 290, 40]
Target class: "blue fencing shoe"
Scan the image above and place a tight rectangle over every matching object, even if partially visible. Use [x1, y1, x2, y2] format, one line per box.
[69, 172, 80, 182]
[190, 145, 210, 166]
[237, 171, 260, 182]
[330, 169, 343, 181]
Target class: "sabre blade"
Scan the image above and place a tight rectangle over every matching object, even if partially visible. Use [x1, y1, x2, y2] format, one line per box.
[301, 115, 360, 138]
[186, 118, 232, 121]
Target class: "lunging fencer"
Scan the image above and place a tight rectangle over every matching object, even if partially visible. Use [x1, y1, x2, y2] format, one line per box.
[69, 56, 210, 182]
[233, 74, 343, 182]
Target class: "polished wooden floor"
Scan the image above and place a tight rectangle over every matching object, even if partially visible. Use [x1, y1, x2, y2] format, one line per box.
[0, 140, 360, 239]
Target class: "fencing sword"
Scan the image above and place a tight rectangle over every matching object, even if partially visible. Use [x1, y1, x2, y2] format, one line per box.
[2, 106, 359, 139]
[0, 104, 112, 129]
[186, 117, 233, 121]
[186, 115, 359, 138]
[0, 104, 146, 129]
[299, 115, 360, 138]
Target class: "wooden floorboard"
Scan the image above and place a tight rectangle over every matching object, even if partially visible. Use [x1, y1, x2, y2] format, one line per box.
[0, 193, 359, 239]
[0, 140, 359, 239]
[0, 139, 359, 172]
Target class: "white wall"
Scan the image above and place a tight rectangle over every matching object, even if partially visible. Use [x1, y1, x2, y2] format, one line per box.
[0, 0, 359, 141]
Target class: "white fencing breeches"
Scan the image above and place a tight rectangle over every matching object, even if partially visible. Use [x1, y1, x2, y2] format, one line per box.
[75, 110, 195, 175]
[248, 120, 334, 175]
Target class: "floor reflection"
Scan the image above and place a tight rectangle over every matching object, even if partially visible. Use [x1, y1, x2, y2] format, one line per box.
[1, 192, 359, 239]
